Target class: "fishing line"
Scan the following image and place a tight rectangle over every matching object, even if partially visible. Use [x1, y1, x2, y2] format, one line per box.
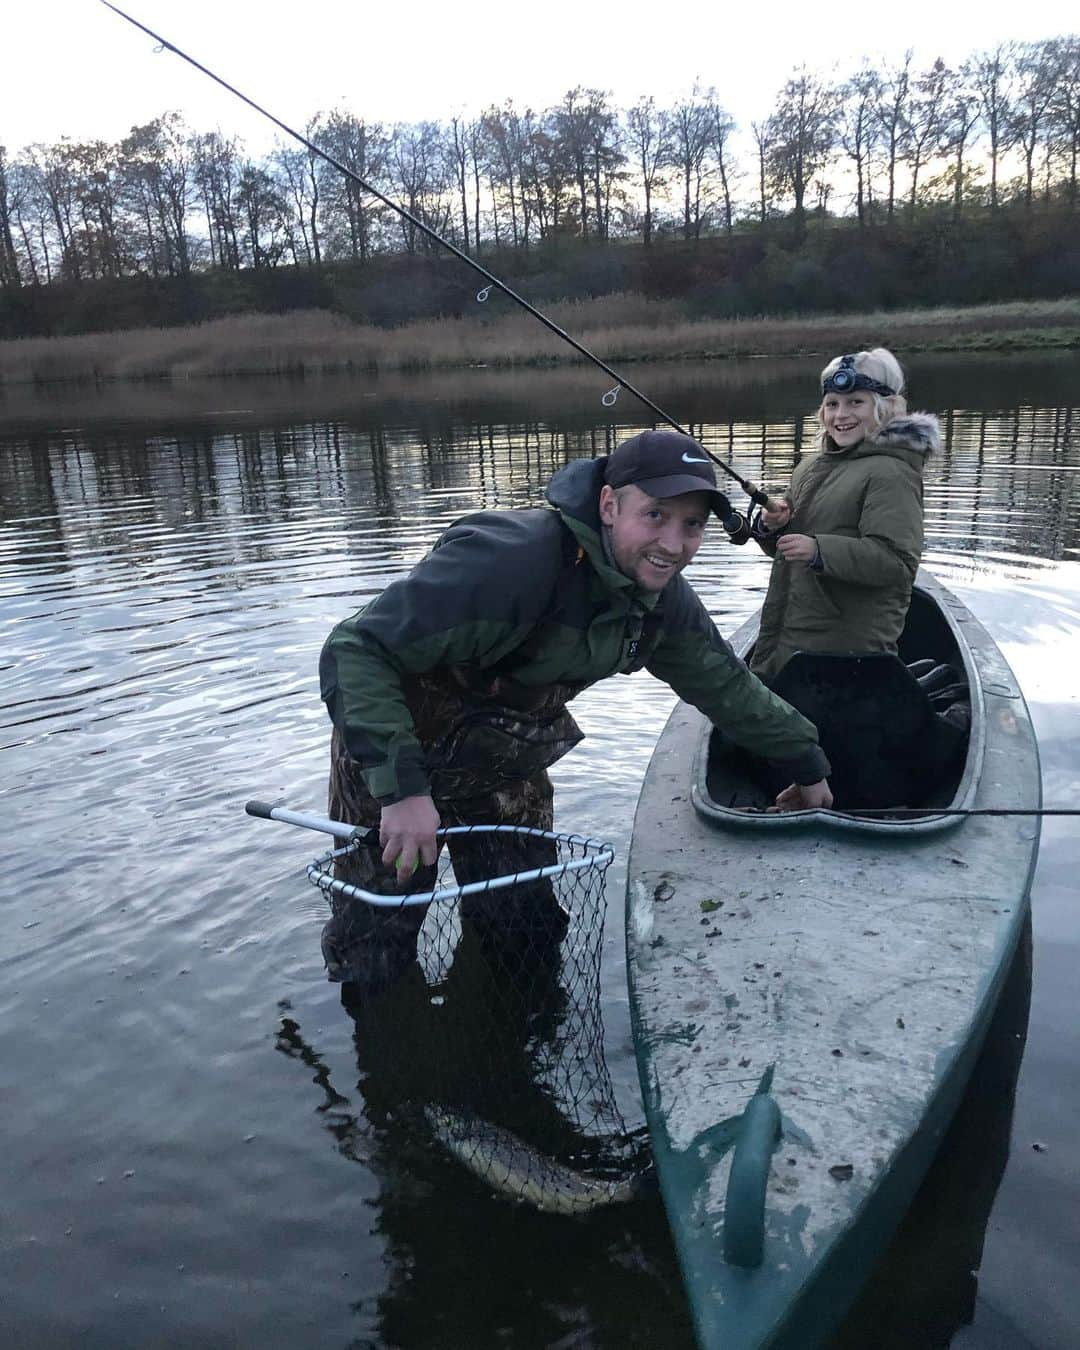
[100, 1, 773, 509]
[737, 806, 1077, 817]
[836, 807, 1078, 818]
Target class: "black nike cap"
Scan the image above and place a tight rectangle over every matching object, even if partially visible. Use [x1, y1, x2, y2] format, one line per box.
[603, 430, 729, 516]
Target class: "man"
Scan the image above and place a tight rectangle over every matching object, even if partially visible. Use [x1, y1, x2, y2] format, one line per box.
[319, 429, 832, 990]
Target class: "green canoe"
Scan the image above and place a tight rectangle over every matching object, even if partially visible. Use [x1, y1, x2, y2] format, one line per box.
[625, 570, 1040, 1349]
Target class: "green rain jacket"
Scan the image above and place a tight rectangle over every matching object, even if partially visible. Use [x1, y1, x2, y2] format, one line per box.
[320, 457, 829, 804]
[750, 413, 941, 682]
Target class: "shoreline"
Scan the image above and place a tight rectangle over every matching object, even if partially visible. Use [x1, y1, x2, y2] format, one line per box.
[3, 348, 1077, 434]
[1, 297, 1078, 390]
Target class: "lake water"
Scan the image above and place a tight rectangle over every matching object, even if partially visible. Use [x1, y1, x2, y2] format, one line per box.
[2, 353, 1078, 1348]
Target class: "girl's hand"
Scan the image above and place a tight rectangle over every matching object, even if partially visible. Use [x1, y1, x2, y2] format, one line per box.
[775, 533, 818, 564]
[760, 499, 792, 531]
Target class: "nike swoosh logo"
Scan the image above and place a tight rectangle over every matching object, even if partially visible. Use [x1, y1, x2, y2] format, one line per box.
[682, 453, 709, 463]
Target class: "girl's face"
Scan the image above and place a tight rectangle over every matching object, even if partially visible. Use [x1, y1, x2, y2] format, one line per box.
[821, 391, 879, 447]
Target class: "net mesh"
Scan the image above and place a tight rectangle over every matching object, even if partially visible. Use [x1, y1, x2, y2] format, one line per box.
[310, 826, 648, 1214]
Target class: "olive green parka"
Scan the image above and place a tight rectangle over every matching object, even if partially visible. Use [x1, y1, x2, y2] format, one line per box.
[749, 412, 941, 681]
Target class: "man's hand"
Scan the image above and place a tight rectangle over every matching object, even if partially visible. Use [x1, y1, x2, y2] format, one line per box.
[772, 778, 834, 811]
[775, 532, 817, 565]
[380, 795, 441, 884]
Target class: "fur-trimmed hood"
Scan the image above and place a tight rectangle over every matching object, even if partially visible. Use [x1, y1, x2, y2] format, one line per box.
[873, 411, 942, 456]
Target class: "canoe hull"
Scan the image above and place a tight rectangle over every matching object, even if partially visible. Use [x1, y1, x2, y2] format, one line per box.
[625, 572, 1040, 1349]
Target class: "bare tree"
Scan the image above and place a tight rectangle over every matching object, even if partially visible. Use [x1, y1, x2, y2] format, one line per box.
[751, 120, 772, 224]
[551, 88, 619, 239]
[9, 29, 1080, 309]
[768, 69, 836, 240]
[314, 110, 388, 264]
[904, 59, 951, 209]
[466, 118, 486, 248]
[25, 141, 84, 280]
[5, 157, 44, 284]
[236, 162, 289, 267]
[972, 43, 1017, 209]
[121, 115, 193, 276]
[513, 108, 543, 248]
[839, 66, 881, 225]
[390, 121, 452, 255]
[1051, 36, 1080, 209]
[625, 97, 669, 245]
[77, 140, 127, 278]
[482, 103, 527, 248]
[447, 115, 476, 252]
[706, 94, 738, 236]
[0, 146, 23, 289]
[27, 138, 127, 282]
[943, 70, 982, 217]
[274, 119, 323, 265]
[589, 98, 624, 241]
[1012, 39, 1059, 209]
[875, 51, 913, 220]
[192, 131, 242, 268]
[552, 88, 591, 238]
[525, 117, 573, 240]
[669, 88, 711, 240]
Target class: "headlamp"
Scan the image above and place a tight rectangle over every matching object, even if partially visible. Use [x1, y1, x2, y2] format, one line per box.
[821, 354, 896, 398]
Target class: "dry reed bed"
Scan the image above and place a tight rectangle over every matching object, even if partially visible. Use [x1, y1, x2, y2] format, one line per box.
[2, 296, 1079, 386]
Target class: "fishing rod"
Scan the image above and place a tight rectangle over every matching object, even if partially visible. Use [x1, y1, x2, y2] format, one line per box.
[740, 806, 1076, 817]
[100, 1, 777, 512]
[834, 807, 1077, 818]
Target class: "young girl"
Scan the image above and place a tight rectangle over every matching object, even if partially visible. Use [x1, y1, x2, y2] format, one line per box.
[748, 347, 940, 682]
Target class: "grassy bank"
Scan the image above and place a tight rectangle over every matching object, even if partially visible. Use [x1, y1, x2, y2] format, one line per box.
[2, 295, 1079, 387]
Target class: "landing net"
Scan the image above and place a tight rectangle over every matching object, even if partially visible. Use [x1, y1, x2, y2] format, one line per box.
[311, 825, 648, 1213]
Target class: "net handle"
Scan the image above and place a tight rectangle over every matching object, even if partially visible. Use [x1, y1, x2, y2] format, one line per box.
[246, 799, 364, 840]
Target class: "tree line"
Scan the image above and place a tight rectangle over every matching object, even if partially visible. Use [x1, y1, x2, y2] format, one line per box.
[1, 36, 1078, 301]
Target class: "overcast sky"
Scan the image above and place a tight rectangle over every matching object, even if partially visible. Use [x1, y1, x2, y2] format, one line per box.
[2, 0, 1076, 156]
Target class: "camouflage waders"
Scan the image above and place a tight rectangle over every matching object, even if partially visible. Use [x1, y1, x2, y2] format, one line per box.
[324, 671, 584, 993]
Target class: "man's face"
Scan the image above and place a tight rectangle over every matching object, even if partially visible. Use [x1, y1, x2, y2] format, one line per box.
[598, 484, 710, 592]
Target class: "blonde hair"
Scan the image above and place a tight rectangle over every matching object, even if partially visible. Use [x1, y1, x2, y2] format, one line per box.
[817, 347, 908, 445]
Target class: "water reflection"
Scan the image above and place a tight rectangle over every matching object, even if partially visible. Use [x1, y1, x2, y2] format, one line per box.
[3, 361, 1077, 595]
[833, 918, 1033, 1348]
[273, 969, 693, 1350]
[1, 353, 1077, 1347]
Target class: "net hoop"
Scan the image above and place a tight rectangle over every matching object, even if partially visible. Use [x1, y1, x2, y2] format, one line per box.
[308, 824, 615, 909]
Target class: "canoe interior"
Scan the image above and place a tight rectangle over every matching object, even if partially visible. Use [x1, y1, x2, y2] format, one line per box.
[700, 587, 979, 829]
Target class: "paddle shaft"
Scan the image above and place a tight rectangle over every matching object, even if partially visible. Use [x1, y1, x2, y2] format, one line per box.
[99, 1, 779, 514]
